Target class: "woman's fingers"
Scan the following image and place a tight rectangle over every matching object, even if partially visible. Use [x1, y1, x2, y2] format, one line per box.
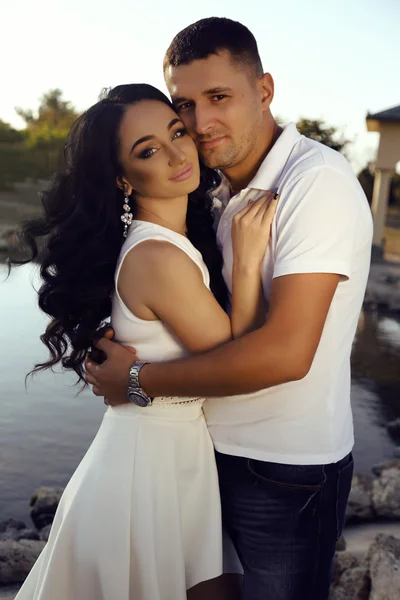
[231, 190, 279, 269]
[261, 194, 279, 226]
[248, 191, 275, 220]
[234, 190, 276, 221]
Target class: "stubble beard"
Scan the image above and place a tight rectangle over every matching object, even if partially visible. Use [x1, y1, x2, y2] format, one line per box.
[199, 144, 240, 170]
[198, 124, 260, 171]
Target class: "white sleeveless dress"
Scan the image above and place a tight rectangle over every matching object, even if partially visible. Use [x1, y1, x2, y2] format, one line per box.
[15, 221, 223, 600]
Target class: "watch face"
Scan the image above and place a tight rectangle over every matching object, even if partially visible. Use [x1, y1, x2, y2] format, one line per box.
[128, 391, 150, 408]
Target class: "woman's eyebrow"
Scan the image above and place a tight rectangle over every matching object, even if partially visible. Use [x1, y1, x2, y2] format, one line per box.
[130, 135, 153, 153]
[167, 118, 182, 130]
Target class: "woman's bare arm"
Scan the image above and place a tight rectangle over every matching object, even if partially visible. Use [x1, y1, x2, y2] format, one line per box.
[118, 240, 232, 353]
[117, 194, 277, 354]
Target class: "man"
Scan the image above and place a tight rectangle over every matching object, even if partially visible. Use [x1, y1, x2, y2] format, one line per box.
[86, 17, 373, 600]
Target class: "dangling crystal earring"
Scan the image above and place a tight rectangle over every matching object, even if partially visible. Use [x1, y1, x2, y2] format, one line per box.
[121, 192, 133, 238]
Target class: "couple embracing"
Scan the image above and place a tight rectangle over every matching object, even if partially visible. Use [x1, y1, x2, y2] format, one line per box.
[12, 16, 372, 600]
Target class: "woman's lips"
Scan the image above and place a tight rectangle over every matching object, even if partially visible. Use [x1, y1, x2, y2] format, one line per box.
[170, 164, 193, 181]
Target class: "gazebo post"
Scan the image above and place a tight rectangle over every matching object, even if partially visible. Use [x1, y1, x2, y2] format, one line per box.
[371, 169, 392, 260]
[366, 105, 400, 262]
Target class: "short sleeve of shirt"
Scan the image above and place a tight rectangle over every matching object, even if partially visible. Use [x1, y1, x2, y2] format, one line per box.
[273, 167, 361, 280]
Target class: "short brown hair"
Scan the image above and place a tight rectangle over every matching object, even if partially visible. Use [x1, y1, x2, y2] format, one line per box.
[164, 17, 264, 77]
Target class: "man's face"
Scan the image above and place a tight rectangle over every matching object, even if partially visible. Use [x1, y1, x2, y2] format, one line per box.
[164, 50, 269, 170]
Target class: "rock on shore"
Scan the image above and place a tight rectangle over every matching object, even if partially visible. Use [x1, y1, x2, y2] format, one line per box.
[29, 486, 64, 530]
[346, 460, 400, 524]
[0, 540, 45, 586]
[331, 534, 400, 599]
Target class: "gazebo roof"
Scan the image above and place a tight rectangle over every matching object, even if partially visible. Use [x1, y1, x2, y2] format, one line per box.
[366, 105, 400, 132]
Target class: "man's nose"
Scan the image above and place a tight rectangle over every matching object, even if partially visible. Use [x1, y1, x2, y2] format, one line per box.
[193, 105, 214, 135]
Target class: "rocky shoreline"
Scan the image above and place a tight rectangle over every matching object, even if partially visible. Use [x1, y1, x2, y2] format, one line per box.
[1, 461, 400, 597]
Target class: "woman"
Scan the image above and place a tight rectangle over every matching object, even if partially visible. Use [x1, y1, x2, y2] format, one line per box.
[11, 84, 277, 600]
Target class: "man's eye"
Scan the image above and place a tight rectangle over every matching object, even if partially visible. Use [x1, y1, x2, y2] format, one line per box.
[212, 95, 227, 101]
[139, 148, 157, 159]
[176, 102, 193, 111]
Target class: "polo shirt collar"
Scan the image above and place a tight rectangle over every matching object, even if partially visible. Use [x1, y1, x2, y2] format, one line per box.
[247, 122, 301, 192]
[211, 123, 301, 206]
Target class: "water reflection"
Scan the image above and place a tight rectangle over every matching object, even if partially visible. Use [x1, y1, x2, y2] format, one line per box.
[351, 309, 400, 472]
[0, 263, 106, 522]
[0, 263, 399, 522]
[353, 311, 400, 386]
[377, 317, 400, 349]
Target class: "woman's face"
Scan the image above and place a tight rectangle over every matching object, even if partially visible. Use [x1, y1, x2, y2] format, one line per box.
[118, 100, 200, 199]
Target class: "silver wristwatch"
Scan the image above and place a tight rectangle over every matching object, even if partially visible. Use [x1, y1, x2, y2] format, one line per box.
[127, 361, 152, 407]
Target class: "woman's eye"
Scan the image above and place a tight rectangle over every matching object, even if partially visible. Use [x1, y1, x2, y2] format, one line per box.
[139, 148, 157, 159]
[172, 128, 187, 140]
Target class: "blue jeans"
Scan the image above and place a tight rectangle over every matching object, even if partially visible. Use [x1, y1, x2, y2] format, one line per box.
[215, 450, 354, 600]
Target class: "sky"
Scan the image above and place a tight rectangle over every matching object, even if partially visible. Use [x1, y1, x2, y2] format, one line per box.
[1, 0, 399, 172]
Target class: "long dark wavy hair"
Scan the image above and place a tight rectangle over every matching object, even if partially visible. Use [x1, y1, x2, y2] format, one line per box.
[9, 84, 228, 384]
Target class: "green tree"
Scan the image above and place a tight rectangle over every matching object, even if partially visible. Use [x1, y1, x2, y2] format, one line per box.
[0, 120, 25, 144]
[0, 91, 79, 189]
[15, 89, 79, 178]
[296, 118, 349, 155]
[0, 121, 29, 189]
[16, 89, 78, 133]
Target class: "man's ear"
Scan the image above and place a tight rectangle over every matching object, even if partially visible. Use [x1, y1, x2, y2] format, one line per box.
[116, 176, 133, 196]
[258, 73, 274, 112]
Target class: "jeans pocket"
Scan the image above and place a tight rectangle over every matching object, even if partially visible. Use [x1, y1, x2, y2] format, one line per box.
[247, 459, 324, 492]
[336, 456, 354, 540]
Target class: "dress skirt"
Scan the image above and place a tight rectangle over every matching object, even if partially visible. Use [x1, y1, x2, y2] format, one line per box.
[15, 402, 223, 600]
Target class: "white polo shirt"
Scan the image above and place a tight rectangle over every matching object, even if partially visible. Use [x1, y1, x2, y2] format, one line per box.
[203, 123, 373, 465]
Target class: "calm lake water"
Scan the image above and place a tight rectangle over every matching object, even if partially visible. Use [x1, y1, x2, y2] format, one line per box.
[1, 263, 400, 523]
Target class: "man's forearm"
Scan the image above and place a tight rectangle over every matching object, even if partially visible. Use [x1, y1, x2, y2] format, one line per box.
[140, 324, 306, 398]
